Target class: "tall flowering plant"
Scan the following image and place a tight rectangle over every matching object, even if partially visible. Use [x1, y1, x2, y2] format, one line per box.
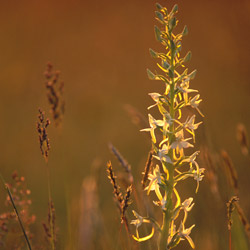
[131, 3, 204, 249]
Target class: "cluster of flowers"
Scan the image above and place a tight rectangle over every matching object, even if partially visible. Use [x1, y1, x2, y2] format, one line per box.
[131, 3, 204, 249]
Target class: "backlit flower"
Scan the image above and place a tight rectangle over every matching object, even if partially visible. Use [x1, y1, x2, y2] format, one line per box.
[171, 130, 193, 156]
[178, 222, 195, 249]
[145, 165, 163, 201]
[141, 114, 164, 143]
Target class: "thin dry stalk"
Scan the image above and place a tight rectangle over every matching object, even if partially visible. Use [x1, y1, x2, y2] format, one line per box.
[142, 149, 154, 189]
[79, 177, 99, 249]
[43, 199, 56, 249]
[221, 150, 239, 195]
[36, 109, 56, 250]
[200, 147, 220, 202]
[0, 174, 32, 250]
[45, 167, 56, 250]
[108, 143, 133, 184]
[227, 196, 239, 250]
[235, 202, 250, 240]
[123, 104, 148, 131]
[236, 123, 249, 156]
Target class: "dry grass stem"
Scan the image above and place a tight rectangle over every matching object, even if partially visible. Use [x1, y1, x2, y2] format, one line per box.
[0, 172, 34, 250]
[108, 143, 133, 184]
[200, 147, 220, 201]
[236, 123, 249, 156]
[235, 202, 250, 239]
[79, 177, 101, 249]
[43, 200, 57, 249]
[123, 104, 148, 131]
[142, 149, 154, 189]
[221, 150, 239, 195]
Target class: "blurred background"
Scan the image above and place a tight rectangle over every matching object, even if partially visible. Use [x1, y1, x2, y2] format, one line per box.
[0, 0, 250, 249]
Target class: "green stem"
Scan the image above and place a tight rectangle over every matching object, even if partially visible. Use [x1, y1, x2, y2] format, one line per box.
[159, 34, 176, 250]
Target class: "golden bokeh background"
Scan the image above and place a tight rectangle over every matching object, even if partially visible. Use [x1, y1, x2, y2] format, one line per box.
[0, 0, 250, 249]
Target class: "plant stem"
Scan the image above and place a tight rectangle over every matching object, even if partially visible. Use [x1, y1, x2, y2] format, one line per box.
[46, 165, 55, 250]
[229, 229, 232, 250]
[0, 174, 32, 250]
[159, 34, 176, 250]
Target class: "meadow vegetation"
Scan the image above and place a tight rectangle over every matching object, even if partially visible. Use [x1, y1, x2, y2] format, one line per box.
[0, 2, 250, 250]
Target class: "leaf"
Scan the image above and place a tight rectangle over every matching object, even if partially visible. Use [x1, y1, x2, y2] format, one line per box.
[155, 11, 164, 22]
[171, 4, 178, 14]
[149, 48, 158, 58]
[183, 51, 192, 63]
[189, 69, 197, 80]
[156, 3, 163, 11]
[169, 17, 176, 31]
[182, 25, 188, 36]
[154, 25, 162, 42]
[163, 60, 170, 70]
[147, 69, 155, 80]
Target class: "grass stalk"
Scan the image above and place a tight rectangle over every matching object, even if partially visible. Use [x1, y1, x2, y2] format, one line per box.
[46, 165, 55, 250]
[0, 173, 32, 250]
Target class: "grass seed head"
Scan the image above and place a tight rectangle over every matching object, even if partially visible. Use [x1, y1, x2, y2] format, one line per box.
[44, 62, 65, 127]
[106, 161, 124, 205]
[121, 185, 132, 223]
[227, 196, 239, 230]
[37, 108, 51, 162]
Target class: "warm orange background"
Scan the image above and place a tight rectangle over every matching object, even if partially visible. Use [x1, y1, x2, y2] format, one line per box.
[0, 0, 250, 249]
